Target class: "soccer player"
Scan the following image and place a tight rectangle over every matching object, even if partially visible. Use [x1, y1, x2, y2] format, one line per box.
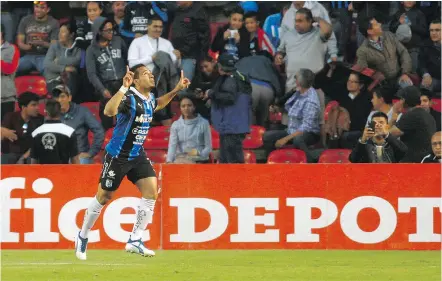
[75, 64, 190, 260]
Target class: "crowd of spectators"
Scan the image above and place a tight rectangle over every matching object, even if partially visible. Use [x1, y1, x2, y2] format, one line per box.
[1, 1, 441, 165]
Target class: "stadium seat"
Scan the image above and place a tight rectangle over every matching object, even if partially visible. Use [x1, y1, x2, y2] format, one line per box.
[81, 102, 101, 121]
[269, 111, 282, 123]
[170, 100, 180, 121]
[267, 149, 307, 164]
[144, 126, 170, 149]
[432, 98, 441, 112]
[146, 150, 167, 164]
[210, 22, 227, 43]
[318, 149, 351, 163]
[244, 150, 257, 164]
[211, 126, 220, 149]
[15, 76, 47, 97]
[243, 125, 265, 149]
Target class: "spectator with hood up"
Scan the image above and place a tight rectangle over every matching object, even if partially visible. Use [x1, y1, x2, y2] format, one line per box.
[86, 16, 128, 131]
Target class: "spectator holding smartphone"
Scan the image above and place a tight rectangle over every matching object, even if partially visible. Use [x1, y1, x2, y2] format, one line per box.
[349, 111, 408, 163]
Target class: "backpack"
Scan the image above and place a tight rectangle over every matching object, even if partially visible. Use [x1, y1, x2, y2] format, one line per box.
[324, 103, 351, 148]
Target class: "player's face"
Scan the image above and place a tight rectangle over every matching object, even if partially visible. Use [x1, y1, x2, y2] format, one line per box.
[135, 66, 155, 89]
[180, 97, 195, 119]
[56, 93, 72, 112]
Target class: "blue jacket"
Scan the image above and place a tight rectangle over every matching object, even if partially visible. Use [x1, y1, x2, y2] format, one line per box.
[209, 72, 252, 135]
[263, 13, 282, 48]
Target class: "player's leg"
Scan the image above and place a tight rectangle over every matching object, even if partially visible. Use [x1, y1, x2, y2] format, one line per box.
[75, 154, 124, 260]
[125, 157, 157, 257]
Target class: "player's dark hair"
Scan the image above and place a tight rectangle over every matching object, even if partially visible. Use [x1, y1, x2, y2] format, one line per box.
[244, 11, 258, 21]
[18, 92, 40, 110]
[371, 111, 388, 122]
[296, 8, 313, 23]
[130, 64, 146, 80]
[45, 99, 62, 118]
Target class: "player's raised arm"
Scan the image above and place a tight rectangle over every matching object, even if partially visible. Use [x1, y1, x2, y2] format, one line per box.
[103, 66, 134, 117]
[155, 70, 191, 112]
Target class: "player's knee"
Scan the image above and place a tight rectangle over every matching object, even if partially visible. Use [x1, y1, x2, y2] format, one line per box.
[96, 187, 113, 205]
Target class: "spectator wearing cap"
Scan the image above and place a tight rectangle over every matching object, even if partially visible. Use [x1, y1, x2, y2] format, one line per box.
[43, 19, 81, 98]
[349, 111, 408, 163]
[86, 16, 127, 131]
[390, 1, 427, 72]
[275, 8, 333, 92]
[420, 90, 441, 131]
[207, 53, 252, 163]
[30, 99, 80, 164]
[244, 12, 275, 56]
[356, 16, 413, 89]
[1, 92, 44, 164]
[419, 19, 441, 94]
[263, 69, 321, 163]
[170, 1, 210, 82]
[16, 1, 59, 75]
[121, 1, 168, 45]
[239, 1, 258, 14]
[1, 24, 20, 119]
[211, 6, 251, 59]
[421, 131, 441, 163]
[263, 3, 290, 48]
[390, 86, 436, 163]
[52, 85, 104, 165]
[280, 1, 339, 63]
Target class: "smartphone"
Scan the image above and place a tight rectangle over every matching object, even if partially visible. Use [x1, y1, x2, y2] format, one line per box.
[370, 121, 376, 131]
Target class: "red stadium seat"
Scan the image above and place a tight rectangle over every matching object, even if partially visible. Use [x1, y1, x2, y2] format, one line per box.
[103, 128, 114, 148]
[144, 126, 170, 149]
[170, 100, 180, 121]
[432, 98, 441, 112]
[211, 126, 220, 149]
[15, 76, 47, 97]
[210, 22, 227, 43]
[267, 149, 307, 164]
[244, 150, 257, 164]
[146, 150, 167, 164]
[269, 111, 282, 123]
[81, 102, 101, 121]
[243, 125, 265, 149]
[318, 149, 351, 163]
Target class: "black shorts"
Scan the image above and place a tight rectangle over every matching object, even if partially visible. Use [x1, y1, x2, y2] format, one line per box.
[99, 152, 157, 191]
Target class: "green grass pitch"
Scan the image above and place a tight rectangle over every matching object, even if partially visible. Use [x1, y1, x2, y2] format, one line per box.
[2, 250, 440, 281]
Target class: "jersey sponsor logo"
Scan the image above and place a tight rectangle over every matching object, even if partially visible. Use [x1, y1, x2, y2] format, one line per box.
[41, 133, 57, 150]
[135, 114, 152, 123]
[108, 170, 116, 178]
[132, 127, 149, 135]
[105, 179, 113, 188]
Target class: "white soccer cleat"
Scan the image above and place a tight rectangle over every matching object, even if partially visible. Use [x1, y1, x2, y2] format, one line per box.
[125, 238, 155, 257]
[75, 232, 88, 261]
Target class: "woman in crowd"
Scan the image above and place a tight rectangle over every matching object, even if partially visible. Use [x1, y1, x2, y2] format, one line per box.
[167, 96, 212, 163]
[43, 19, 81, 99]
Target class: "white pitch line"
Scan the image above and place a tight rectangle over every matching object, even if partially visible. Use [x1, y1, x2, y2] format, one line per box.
[3, 262, 146, 266]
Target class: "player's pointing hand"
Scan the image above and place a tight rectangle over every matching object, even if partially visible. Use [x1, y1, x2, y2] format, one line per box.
[175, 70, 191, 91]
[123, 66, 134, 88]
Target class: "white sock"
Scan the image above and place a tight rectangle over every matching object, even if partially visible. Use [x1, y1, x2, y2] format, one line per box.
[79, 197, 104, 239]
[130, 198, 155, 241]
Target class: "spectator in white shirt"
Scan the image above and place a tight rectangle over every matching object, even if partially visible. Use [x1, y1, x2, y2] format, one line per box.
[128, 16, 177, 71]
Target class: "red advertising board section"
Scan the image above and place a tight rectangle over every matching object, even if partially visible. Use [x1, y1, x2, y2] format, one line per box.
[1, 164, 440, 250]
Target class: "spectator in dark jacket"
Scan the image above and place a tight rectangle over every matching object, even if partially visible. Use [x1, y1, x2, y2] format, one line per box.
[52, 85, 104, 164]
[349, 111, 408, 163]
[86, 17, 128, 130]
[390, 1, 428, 72]
[170, 1, 210, 82]
[76, 1, 104, 50]
[420, 89, 441, 131]
[211, 6, 251, 59]
[235, 54, 282, 127]
[419, 19, 441, 94]
[120, 1, 168, 45]
[421, 131, 441, 163]
[208, 53, 252, 163]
